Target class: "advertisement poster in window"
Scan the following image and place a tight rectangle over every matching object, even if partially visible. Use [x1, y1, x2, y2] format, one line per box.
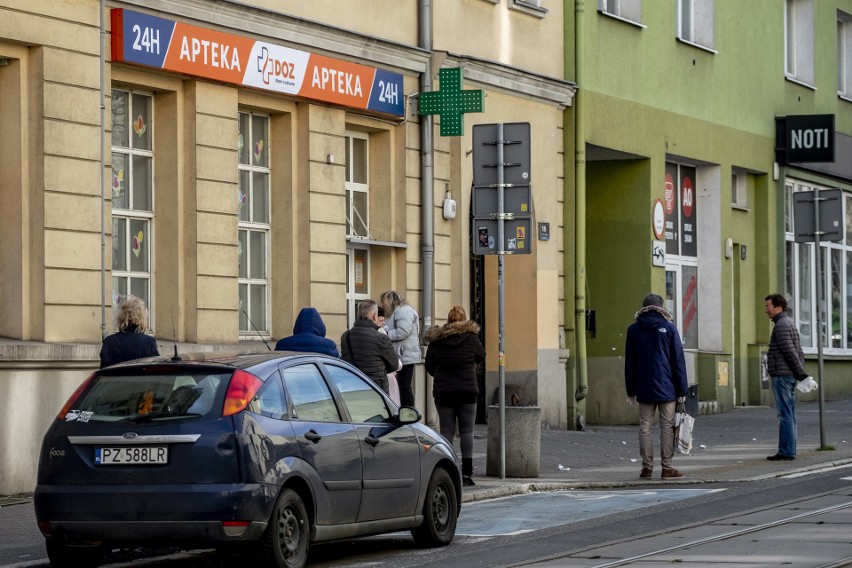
[664, 164, 679, 255]
[680, 166, 697, 257]
[354, 259, 364, 287]
[682, 265, 699, 349]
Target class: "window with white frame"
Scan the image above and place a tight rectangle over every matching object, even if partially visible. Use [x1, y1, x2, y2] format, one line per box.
[598, 0, 643, 25]
[784, 179, 852, 352]
[238, 112, 270, 335]
[345, 131, 369, 238]
[677, 0, 714, 50]
[785, 0, 814, 86]
[732, 170, 748, 209]
[839, 11, 852, 98]
[111, 89, 154, 325]
[664, 162, 699, 349]
[346, 247, 370, 325]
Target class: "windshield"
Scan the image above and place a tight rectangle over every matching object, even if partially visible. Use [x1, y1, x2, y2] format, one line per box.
[65, 372, 231, 423]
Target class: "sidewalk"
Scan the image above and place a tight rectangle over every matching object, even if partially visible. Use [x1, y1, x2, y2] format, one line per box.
[462, 399, 852, 501]
[3, 400, 852, 567]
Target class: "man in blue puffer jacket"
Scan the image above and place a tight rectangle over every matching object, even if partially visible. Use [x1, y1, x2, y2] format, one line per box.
[275, 307, 340, 357]
[625, 293, 688, 480]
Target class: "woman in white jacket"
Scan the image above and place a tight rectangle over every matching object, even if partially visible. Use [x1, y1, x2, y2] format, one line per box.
[380, 291, 421, 407]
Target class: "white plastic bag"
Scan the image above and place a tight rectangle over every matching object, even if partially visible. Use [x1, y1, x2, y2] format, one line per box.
[673, 405, 694, 455]
[796, 376, 818, 393]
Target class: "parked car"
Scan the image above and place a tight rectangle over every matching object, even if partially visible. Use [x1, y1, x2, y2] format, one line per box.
[34, 351, 461, 568]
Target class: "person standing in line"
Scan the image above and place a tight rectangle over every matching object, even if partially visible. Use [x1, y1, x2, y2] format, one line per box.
[274, 307, 340, 357]
[341, 299, 400, 395]
[624, 293, 688, 479]
[100, 295, 160, 368]
[764, 293, 809, 461]
[377, 306, 402, 405]
[380, 291, 421, 407]
[425, 305, 486, 486]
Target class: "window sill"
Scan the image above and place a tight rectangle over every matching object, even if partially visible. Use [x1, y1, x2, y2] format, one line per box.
[785, 75, 817, 91]
[675, 37, 717, 54]
[839, 93, 852, 104]
[346, 236, 408, 248]
[731, 204, 749, 212]
[509, 1, 547, 18]
[597, 10, 646, 29]
[481, 0, 499, 3]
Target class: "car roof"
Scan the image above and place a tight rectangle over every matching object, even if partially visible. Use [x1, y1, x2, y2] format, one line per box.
[100, 350, 340, 372]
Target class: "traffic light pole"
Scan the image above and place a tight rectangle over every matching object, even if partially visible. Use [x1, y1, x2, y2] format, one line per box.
[497, 122, 506, 479]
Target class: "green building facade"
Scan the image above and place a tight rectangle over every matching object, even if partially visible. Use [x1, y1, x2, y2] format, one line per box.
[564, 0, 852, 426]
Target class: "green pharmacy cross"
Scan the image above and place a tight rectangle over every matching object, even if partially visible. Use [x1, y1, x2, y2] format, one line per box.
[418, 67, 484, 136]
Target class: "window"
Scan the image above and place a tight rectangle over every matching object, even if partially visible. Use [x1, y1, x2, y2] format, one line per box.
[732, 171, 748, 209]
[677, 0, 715, 51]
[238, 112, 270, 335]
[839, 11, 852, 98]
[785, 180, 852, 352]
[598, 0, 643, 26]
[785, 0, 814, 86]
[664, 163, 699, 349]
[250, 370, 289, 420]
[345, 131, 369, 239]
[111, 89, 154, 323]
[510, 0, 548, 17]
[324, 363, 391, 423]
[282, 364, 341, 422]
[346, 246, 370, 324]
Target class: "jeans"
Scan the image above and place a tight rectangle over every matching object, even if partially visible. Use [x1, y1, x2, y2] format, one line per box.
[435, 402, 477, 460]
[638, 401, 676, 469]
[771, 375, 797, 457]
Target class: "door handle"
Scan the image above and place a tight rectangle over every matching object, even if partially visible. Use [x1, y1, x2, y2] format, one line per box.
[364, 435, 380, 447]
[304, 430, 322, 443]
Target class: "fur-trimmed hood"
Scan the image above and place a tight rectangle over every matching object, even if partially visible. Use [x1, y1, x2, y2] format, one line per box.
[425, 320, 480, 343]
[634, 304, 672, 321]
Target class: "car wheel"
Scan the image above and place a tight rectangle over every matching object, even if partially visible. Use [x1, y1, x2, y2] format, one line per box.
[45, 539, 104, 568]
[411, 467, 458, 547]
[255, 488, 310, 568]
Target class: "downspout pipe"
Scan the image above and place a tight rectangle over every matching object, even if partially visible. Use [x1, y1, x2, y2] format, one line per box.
[573, 1, 589, 415]
[419, 0, 434, 332]
[100, 0, 107, 338]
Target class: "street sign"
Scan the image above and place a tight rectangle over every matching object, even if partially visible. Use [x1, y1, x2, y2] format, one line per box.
[793, 188, 844, 243]
[472, 185, 532, 218]
[472, 123, 531, 186]
[473, 219, 533, 255]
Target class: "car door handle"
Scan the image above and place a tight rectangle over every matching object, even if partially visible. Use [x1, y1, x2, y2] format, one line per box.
[364, 435, 380, 447]
[304, 430, 322, 443]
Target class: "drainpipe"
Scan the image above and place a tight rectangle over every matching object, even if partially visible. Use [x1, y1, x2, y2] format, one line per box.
[419, 0, 434, 332]
[573, 1, 588, 424]
[100, 0, 107, 338]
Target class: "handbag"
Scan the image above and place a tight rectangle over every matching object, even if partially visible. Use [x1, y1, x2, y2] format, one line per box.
[673, 401, 695, 455]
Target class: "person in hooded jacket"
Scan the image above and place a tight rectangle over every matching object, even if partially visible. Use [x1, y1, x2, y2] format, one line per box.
[100, 295, 160, 368]
[624, 293, 688, 480]
[275, 307, 340, 357]
[425, 305, 486, 486]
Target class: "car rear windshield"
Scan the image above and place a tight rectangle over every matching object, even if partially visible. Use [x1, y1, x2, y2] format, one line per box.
[65, 371, 232, 423]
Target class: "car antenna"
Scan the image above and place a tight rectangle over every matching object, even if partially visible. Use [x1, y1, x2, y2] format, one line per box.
[243, 309, 272, 351]
[170, 311, 181, 361]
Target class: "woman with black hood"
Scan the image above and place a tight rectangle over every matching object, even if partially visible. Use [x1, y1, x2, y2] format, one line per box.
[425, 305, 486, 486]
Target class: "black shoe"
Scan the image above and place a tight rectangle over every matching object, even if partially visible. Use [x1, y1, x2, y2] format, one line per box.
[767, 454, 795, 461]
[463, 475, 476, 487]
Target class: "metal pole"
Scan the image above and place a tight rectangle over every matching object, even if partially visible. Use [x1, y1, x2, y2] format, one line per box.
[813, 190, 826, 448]
[497, 123, 506, 479]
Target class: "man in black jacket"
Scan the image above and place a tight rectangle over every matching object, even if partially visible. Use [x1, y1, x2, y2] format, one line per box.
[341, 299, 400, 394]
[765, 293, 809, 461]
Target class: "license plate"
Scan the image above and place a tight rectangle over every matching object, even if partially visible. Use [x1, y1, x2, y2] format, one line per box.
[95, 446, 168, 465]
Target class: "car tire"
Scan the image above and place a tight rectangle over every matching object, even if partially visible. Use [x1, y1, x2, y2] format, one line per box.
[255, 488, 310, 568]
[411, 467, 458, 547]
[45, 539, 104, 568]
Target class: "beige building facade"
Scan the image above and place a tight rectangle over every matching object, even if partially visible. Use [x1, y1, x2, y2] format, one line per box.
[0, 0, 574, 494]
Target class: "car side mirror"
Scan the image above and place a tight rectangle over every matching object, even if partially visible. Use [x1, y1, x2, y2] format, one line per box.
[397, 406, 421, 425]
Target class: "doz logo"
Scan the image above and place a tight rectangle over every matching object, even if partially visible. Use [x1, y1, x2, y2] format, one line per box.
[257, 46, 296, 85]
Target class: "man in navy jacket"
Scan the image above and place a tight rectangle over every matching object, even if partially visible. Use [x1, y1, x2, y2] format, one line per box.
[625, 293, 688, 480]
[275, 307, 340, 357]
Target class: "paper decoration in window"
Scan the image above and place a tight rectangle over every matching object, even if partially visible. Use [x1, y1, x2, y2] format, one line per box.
[132, 230, 143, 258]
[111, 290, 122, 309]
[237, 239, 243, 264]
[112, 169, 124, 197]
[133, 115, 146, 138]
[238, 189, 247, 208]
[254, 139, 264, 164]
[238, 133, 244, 154]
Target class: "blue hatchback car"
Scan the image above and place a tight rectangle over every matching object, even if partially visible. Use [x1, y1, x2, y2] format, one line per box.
[34, 351, 461, 568]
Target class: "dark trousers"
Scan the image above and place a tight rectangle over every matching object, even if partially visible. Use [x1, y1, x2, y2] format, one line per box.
[397, 364, 415, 407]
[435, 402, 477, 460]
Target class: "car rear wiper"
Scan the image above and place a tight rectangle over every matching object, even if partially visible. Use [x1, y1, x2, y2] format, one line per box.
[127, 412, 202, 423]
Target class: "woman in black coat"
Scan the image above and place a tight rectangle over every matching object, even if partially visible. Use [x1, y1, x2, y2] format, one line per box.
[100, 295, 160, 368]
[425, 305, 485, 486]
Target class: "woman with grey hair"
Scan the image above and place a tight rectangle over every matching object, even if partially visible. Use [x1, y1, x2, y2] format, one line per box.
[380, 290, 421, 407]
[99, 295, 160, 368]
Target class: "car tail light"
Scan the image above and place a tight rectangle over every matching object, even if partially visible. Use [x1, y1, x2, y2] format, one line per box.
[37, 521, 52, 537]
[222, 520, 251, 537]
[56, 372, 97, 420]
[222, 370, 263, 417]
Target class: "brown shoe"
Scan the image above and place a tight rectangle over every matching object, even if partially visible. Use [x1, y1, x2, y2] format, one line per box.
[640, 468, 653, 479]
[661, 467, 683, 479]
